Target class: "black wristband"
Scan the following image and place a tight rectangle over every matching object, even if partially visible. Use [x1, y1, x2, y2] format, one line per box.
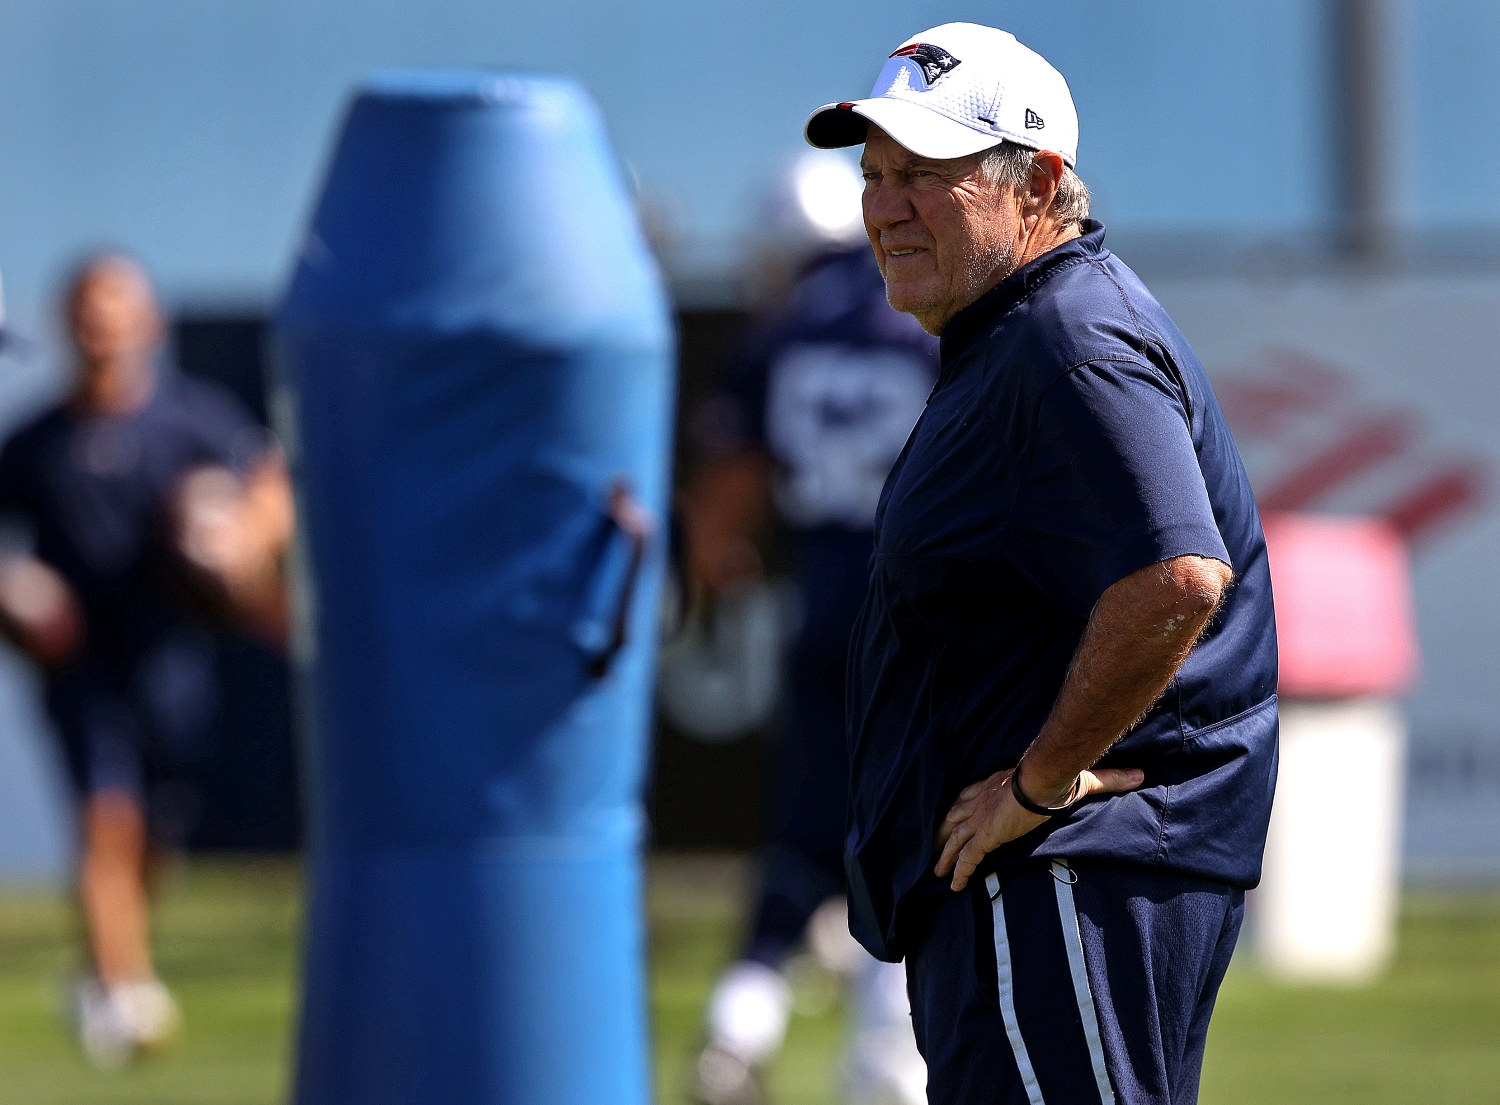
[1010, 760, 1082, 816]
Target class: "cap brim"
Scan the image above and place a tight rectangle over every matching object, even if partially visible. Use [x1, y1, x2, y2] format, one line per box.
[805, 97, 1005, 160]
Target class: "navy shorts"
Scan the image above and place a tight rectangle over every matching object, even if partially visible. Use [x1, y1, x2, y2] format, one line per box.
[906, 858, 1243, 1105]
[45, 629, 220, 847]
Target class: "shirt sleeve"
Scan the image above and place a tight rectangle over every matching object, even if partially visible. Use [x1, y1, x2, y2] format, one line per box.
[181, 379, 273, 473]
[1001, 357, 1231, 619]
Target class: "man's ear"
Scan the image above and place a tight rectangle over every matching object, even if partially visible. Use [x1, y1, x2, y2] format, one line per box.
[1025, 151, 1066, 221]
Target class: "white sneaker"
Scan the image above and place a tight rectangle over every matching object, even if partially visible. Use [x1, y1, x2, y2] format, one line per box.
[705, 961, 792, 1067]
[72, 978, 136, 1070]
[71, 976, 183, 1068]
[845, 1024, 928, 1105]
[844, 957, 927, 1105]
[114, 978, 184, 1055]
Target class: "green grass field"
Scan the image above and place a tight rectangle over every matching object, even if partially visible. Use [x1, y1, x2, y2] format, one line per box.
[0, 855, 1497, 1104]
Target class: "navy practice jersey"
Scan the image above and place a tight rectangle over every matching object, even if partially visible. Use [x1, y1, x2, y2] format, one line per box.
[844, 222, 1279, 962]
[0, 369, 266, 672]
[697, 246, 938, 649]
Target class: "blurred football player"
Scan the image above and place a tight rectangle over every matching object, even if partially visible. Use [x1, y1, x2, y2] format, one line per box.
[0, 255, 293, 1067]
[684, 153, 935, 1105]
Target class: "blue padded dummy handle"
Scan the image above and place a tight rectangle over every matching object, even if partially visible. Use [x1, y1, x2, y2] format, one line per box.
[570, 481, 651, 678]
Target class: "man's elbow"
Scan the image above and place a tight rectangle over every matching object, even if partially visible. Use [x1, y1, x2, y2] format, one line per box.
[1161, 554, 1233, 617]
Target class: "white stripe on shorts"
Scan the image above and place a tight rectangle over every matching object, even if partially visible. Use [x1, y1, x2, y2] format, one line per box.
[986, 872, 1046, 1105]
[1051, 859, 1117, 1104]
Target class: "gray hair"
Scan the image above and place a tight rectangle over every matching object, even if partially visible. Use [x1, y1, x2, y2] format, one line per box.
[977, 141, 1091, 227]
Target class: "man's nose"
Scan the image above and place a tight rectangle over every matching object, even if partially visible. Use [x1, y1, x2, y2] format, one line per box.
[863, 180, 911, 231]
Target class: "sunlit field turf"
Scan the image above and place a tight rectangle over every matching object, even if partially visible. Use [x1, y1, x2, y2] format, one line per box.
[0, 855, 1497, 1104]
[0, 859, 298, 1105]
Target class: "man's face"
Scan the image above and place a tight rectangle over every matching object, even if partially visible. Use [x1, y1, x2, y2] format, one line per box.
[68, 259, 162, 379]
[860, 127, 1022, 334]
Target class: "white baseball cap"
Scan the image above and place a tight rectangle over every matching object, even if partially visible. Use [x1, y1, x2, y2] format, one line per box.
[805, 23, 1079, 167]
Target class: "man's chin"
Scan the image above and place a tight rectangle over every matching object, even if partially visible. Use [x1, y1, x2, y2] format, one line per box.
[882, 282, 948, 334]
[882, 280, 935, 317]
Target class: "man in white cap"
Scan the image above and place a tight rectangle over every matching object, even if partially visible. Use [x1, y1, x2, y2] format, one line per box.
[805, 23, 1278, 1105]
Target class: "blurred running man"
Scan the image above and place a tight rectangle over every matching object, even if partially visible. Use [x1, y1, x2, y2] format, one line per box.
[684, 155, 936, 1105]
[0, 256, 293, 1067]
[804, 23, 1277, 1105]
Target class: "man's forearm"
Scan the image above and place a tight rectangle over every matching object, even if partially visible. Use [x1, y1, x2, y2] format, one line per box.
[0, 553, 83, 663]
[1018, 554, 1232, 804]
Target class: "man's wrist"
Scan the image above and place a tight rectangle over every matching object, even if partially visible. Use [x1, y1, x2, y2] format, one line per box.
[1010, 757, 1081, 816]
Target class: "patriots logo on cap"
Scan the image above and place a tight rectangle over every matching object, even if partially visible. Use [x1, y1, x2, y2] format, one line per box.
[889, 42, 960, 86]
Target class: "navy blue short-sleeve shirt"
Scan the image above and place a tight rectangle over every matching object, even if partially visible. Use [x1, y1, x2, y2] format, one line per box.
[0, 370, 268, 669]
[844, 222, 1279, 962]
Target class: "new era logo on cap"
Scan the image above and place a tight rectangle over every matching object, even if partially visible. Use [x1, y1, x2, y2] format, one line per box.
[804, 22, 1079, 167]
